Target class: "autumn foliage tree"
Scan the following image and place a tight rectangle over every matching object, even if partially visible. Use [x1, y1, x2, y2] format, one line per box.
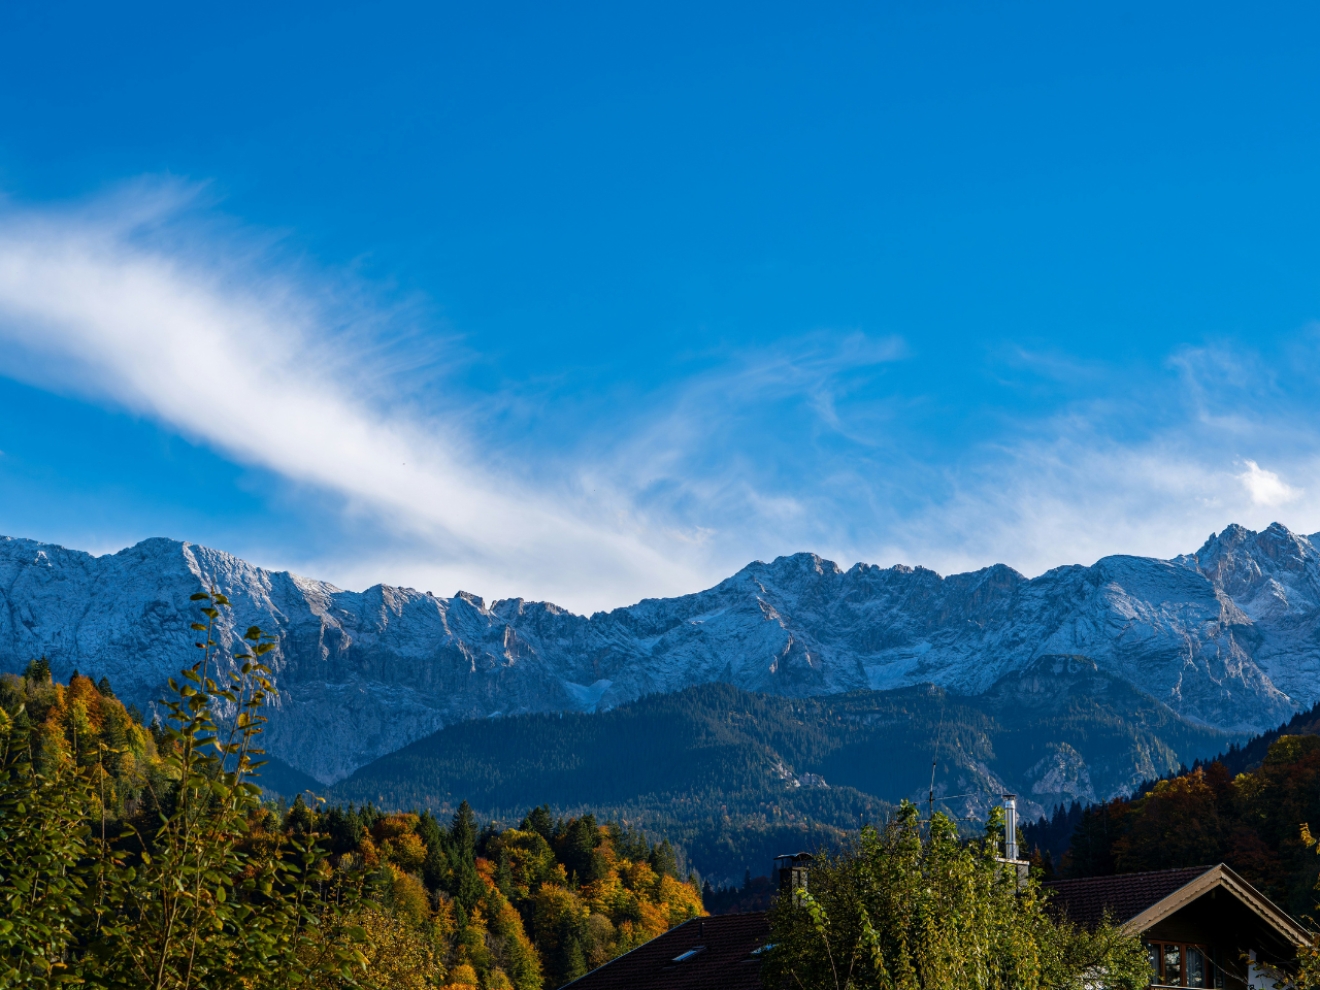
[1058, 734, 1320, 917]
[286, 799, 704, 990]
[0, 584, 713, 990]
[0, 591, 367, 988]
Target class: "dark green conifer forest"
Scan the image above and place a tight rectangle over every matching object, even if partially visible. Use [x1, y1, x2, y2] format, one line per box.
[1031, 730, 1320, 919]
[328, 664, 1240, 884]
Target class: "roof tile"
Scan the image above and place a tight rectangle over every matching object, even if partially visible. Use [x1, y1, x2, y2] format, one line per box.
[564, 912, 770, 990]
[1043, 866, 1213, 928]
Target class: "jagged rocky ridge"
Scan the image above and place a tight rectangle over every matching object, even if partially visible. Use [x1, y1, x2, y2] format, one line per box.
[1, 523, 1317, 784]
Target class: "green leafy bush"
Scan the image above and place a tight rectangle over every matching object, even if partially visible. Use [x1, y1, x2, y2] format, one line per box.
[763, 802, 1148, 990]
[0, 591, 366, 989]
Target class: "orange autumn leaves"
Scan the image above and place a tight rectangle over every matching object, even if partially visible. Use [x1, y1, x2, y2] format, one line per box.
[486, 825, 702, 974]
[317, 808, 702, 990]
[0, 666, 157, 816]
[0, 662, 704, 990]
[1061, 734, 1320, 918]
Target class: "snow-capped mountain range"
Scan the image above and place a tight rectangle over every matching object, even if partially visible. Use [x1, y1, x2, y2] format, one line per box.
[1, 523, 1317, 784]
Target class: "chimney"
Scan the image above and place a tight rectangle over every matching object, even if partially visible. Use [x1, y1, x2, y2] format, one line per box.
[774, 852, 812, 896]
[1003, 794, 1019, 861]
[998, 795, 1028, 887]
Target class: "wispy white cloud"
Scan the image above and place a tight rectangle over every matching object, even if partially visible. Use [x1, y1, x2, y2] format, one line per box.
[0, 182, 707, 611]
[596, 331, 1320, 582]
[1238, 459, 1302, 507]
[1, 182, 1318, 611]
[861, 345, 1320, 576]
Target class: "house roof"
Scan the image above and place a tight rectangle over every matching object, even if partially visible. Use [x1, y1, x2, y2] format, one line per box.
[1044, 866, 1213, 928]
[1044, 864, 1311, 946]
[563, 912, 770, 990]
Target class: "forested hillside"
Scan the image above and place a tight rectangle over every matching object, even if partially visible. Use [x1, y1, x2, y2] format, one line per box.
[1037, 720, 1320, 919]
[0, 657, 159, 820]
[0, 596, 706, 989]
[327, 664, 1239, 882]
[1205, 697, 1320, 776]
[280, 797, 703, 989]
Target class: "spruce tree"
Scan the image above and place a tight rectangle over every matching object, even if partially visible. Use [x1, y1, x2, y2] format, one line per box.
[649, 838, 678, 878]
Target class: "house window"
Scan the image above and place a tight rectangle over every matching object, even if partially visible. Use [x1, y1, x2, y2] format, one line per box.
[1145, 942, 1219, 987]
[1186, 947, 1208, 987]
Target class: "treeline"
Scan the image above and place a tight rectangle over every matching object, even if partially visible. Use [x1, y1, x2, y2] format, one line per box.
[329, 683, 895, 835]
[0, 594, 702, 989]
[701, 870, 777, 914]
[1204, 697, 1320, 776]
[1020, 801, 1086, 872]
[1027, 734, 1320, 918]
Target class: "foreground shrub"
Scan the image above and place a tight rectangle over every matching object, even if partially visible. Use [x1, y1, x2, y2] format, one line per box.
[764, 802, 1148, 990]
[0, 591, 366, 989]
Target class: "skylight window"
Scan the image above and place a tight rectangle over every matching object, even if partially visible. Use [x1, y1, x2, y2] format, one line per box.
[672, 947, 706, 963]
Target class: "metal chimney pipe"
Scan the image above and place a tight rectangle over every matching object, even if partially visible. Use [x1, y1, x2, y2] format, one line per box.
[1002, 794, 1018, 861]
[775, 852, 813, 899]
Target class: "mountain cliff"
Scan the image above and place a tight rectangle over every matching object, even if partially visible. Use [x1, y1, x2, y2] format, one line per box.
[1, 523, 1317, 783]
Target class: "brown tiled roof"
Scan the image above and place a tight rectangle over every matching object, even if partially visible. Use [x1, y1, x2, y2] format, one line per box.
[563, 912, 770, 990]
[1043, 866, 1213, 928]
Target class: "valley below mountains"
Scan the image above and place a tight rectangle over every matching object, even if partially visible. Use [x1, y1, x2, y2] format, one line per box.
[2, 523, 1318, 822]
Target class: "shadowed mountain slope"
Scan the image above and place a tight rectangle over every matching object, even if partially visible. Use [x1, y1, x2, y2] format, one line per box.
[327, 661, 1242, 827]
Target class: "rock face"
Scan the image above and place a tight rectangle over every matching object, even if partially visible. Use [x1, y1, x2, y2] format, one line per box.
[1, 523, 1317, 783]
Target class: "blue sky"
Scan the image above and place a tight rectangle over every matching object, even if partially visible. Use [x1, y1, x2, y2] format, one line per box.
[0, 1, 1318, 610]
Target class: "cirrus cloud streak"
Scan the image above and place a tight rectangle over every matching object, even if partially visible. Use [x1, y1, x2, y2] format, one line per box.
[0, 183, 1318, 610]
[0, 183, 708, 610]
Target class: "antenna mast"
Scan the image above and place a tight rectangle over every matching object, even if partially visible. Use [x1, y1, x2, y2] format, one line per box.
[928, 755, 936, 823]
[928, 697, 948, 826]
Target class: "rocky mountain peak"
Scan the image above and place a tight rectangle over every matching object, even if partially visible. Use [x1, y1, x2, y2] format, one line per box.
[2, 526, 1319, 783]
[1194, 521, 1314, 573]
[455, 591, 487, 612]
[1182, 523, 1320, 618]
